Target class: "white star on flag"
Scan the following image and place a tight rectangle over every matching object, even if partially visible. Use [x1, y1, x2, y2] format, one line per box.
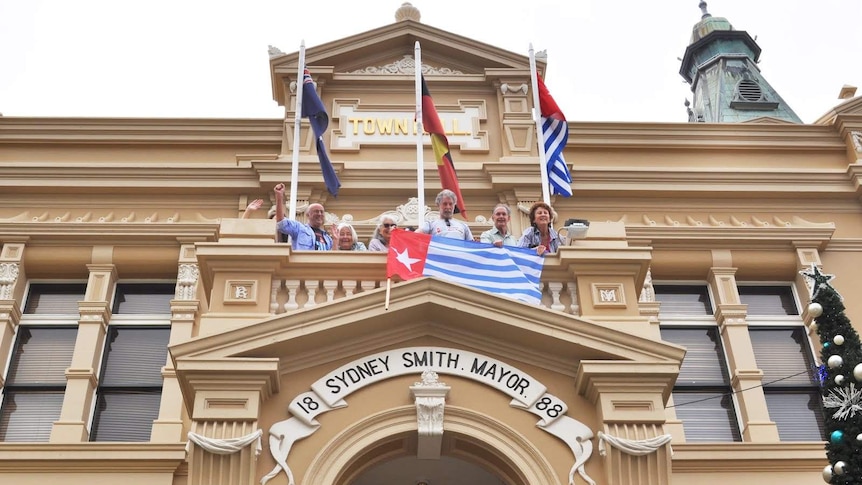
[395, 247, 421, 272]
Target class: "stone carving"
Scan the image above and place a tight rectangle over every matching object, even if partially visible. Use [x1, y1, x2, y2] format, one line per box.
[500, 83, 528, 95]
[410, 369, 450, 458]
[349, 55, 464, 75]
[852, 131, 862, 153]
[268, 45, 284, 58]
[0, 263, 19, 300]
[639, 267, 655, 303]
[175, 263, 199, 300]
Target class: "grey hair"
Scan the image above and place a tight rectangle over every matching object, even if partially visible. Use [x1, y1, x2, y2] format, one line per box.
[435, 189, 457, 206]
[334, 222, 358, 248]
[492, 203, 511, 216]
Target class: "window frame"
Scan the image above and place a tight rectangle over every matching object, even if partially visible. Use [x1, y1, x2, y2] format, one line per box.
[655, 282, 743, 442]
[88, 281, 174, 442]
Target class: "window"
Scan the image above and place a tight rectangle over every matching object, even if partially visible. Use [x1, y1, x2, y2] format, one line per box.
[90, 283, 173, 442]
[656, 284, 741, 442]
[0, 283, 85, 442]
[742, 284, 824, 441]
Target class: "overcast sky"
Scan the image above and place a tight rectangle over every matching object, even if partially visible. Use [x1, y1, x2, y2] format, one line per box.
[0, 0, 859, 123]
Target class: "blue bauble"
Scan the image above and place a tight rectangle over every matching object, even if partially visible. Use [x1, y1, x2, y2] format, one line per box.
[831, 430, 844, 444]
[824, 342, 831, 348]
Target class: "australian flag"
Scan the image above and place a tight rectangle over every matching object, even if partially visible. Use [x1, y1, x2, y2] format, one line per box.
[302, 69, 341, 197]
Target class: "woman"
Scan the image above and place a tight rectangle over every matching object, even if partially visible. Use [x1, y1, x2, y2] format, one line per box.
[333, 222, 367, 251]
[518, 201, 563, 255]
[368, 216, 397, 252]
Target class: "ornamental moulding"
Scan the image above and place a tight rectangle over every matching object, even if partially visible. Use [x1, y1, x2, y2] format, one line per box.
[349, 55, 465, 75]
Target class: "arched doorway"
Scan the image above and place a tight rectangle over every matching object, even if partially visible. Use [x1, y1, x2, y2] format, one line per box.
[302, 407, 560, 485]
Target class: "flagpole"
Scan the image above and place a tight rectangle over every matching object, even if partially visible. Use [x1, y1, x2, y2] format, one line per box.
[289, 41, 306, 221]
[385, 278, 391, 310]
[529, 43, 552, 205]
[414, 41, 426, 227]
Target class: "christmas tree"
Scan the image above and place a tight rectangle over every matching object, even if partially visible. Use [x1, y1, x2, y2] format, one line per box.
[801, 264, 862, 484]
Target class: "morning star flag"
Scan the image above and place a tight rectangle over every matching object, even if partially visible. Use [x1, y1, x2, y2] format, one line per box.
[421, 76, 467, 217]
[536, 74, 573, 197]
[386, 229, 544, 305]
[302, 69, 341, 197]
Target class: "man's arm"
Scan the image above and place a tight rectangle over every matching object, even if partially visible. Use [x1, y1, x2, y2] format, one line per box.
[274, 183, 286, 222]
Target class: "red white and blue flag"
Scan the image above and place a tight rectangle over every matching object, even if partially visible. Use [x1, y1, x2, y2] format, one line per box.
[386, 229, 544, 305]
[537, 74, 572, 197]
[302, 69, 341, 197]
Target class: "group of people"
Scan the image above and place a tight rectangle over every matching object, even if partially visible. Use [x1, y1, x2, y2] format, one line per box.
[256, 183, 562, 255]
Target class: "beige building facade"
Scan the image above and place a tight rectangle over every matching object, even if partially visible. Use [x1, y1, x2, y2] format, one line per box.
[1, 5, 861, 485]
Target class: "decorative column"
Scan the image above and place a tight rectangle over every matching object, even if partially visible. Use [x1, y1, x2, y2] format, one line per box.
[494, 79, 536, 161]
[0, 242, 26, 389]
[409, 369, 450, 459]
[576, 361, 678, 485]
[708, 266, 779, 442]
[152, 244, 201, 442]
[176, 358, 279, 485]
[52, 263, 117, 442]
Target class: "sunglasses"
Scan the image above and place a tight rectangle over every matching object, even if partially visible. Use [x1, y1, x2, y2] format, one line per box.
[382, 223, 397, 228]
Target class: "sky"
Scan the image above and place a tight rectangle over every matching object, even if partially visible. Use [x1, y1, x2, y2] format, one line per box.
[0, 0, 859, 123]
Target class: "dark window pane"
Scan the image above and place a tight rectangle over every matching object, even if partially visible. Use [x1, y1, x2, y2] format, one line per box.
[750, 327, 818, 386]
[6, 327, 77, 385]
[661, 327, 730, 385]
[672, 391, 741, 442]
[113, 283, 174, 314]
[655, 285, 713, 316]
[765, 391, 825, 441]
[100, 327, 169, 386]
[0, 391, 64, 442]
[90, 391, 161, 442]
[738, 286, 798, 316]
[24, 284, 86, 314]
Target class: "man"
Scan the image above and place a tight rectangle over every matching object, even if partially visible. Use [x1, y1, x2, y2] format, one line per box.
[417, 189, 473, 240]
[274, 183, 332, 250]
[480, 204, 517, 247]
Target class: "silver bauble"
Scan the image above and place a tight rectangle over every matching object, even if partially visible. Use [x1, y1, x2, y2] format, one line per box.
[823, 464, 833, 482]
[834, 335, 846, 346]
[835, 461, 847, 475]
[809, 302, 823, 317]
[854, 363, 862, 381]
[836, 374, 846, 385]
[828, 354, 844, 369]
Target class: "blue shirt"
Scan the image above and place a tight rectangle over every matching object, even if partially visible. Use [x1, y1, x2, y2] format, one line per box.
[276, 219, 333, 250]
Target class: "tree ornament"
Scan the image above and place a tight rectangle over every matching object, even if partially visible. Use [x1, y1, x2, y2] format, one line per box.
[836, 374, 846, 385]
[834, 335, 846, 346]
[809, 302, 823, 317]
[800, 264, 839, 300]
[855, 363, 862, 381]
[824, 383, 862, 419]
[831, 430, 845, 444]
[835, 461, 848, 475]
[857, 433, 862, 442]
[829, 354, 844, 369]
[824, 342, 831, 349]
[823, 464, 833, 482]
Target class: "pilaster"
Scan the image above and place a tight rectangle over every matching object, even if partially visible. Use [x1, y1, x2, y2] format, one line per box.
[51, 263, 117, 442]
[576, 361, 678, 485]
[0, 243, 25, 389]
[708, 267, 779, 442]
[175, 358, 279, 485]
[152, 244, 201, 442]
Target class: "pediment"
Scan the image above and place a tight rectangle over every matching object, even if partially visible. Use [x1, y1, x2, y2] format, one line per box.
[741, 116, 800, 125]
[814, 95, 862, 125]
[170, 277, 684, 376]
[269, 19, 538, 105]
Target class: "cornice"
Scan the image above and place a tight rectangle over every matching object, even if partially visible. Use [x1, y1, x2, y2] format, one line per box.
[671, 442, 826, 472]
[0, 117, 283, 145]
[0, 222, 218, 245]
[569, 122, 845, 151]
[0, 443, 186, 472]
